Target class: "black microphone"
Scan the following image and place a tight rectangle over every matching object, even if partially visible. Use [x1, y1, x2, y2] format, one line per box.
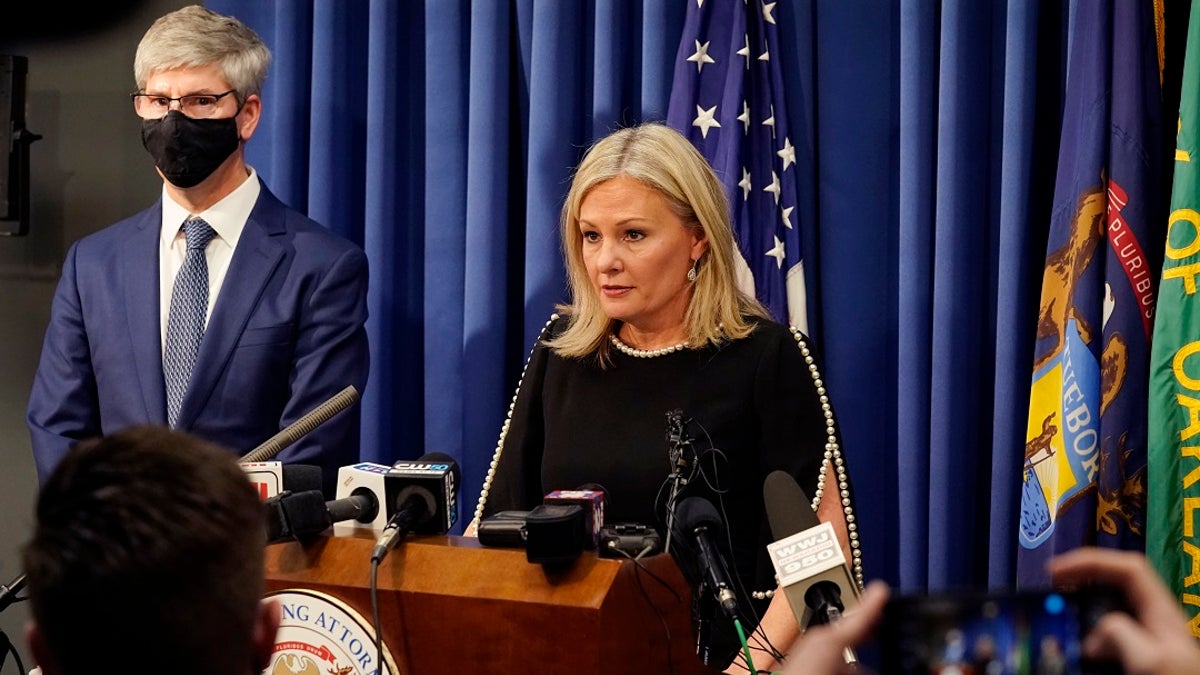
[371, 452, 460, 563]
[282, 464, 323, 492]
[265, 488, 379, 544]
[763, 471, 860, 632]
[240, 385, 360, 463]
[0, 573, 25, 613]
[674, 496, 740, 619]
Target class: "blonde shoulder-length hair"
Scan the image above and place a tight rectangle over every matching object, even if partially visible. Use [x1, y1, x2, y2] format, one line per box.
[547, 122, 769, 362]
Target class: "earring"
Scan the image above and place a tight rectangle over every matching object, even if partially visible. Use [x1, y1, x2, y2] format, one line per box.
[687, 259, 699, 282]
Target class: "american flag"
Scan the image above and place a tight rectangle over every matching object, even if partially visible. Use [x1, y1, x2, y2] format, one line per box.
[667, 0, 808, 333]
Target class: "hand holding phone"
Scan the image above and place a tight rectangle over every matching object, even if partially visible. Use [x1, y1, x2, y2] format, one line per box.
[879, 586, 1127, 674]
[1049, 547, 1200, 675]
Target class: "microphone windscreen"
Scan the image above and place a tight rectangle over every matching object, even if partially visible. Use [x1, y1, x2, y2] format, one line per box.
[282, 489, 332, 535]
[675, 496, 723, 535]
[265, 489, 331, 543]
[764, 470, 819, 541]
[281, 464, 323, 493]
[525, 504, 586, 565]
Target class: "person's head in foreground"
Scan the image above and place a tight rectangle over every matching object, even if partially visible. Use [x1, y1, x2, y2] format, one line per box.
[23, 425, 278, 675]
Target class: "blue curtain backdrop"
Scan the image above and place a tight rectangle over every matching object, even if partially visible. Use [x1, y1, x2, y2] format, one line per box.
[206, 0, 1095, 592]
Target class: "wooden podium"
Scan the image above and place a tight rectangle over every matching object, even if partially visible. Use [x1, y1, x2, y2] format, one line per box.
[263, 532, 722, 675]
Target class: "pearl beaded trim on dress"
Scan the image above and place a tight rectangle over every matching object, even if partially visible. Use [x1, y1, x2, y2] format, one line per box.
[473, 316, 864, 591]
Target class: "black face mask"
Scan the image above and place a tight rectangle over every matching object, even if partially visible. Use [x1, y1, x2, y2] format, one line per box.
[141, 110, 240, 188]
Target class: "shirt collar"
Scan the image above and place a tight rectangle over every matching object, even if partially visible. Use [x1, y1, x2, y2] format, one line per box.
[159, 168, 261, 246]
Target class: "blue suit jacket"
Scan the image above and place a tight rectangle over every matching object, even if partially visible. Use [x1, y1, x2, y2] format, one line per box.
[27, 182, 370, 494]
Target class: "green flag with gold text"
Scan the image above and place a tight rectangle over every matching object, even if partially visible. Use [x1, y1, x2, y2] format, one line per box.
[1148, 0, 1200, 638]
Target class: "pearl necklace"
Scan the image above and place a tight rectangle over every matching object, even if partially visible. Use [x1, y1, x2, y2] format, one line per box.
[609, 333, 688, 358]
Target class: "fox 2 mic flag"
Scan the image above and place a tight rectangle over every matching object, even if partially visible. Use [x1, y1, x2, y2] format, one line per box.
[666, 0, 808, 334]
[1019, 0, 1163, 586]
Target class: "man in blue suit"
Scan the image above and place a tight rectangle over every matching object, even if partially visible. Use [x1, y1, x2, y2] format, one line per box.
[27, 5, 369, 496]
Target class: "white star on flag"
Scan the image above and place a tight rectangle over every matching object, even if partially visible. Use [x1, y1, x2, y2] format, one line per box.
[763, 171, 781, 204]
[762, 1, 777, 24]
[738, 100, 751, 133]
[778, 137, 796, 171]
[766, 236, 785, 268]
[781, 205, 794, 229]
[693, 104, 721, 139]
[739, 167, 752, 200]
[687, 40, 716, 73]
[738, 34, 750, 67]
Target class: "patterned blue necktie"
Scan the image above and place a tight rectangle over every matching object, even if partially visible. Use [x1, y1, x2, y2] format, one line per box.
[163, 217, 216, 427]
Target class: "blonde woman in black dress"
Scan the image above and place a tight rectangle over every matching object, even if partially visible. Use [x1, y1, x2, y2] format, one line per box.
[471, 122, 860, 673]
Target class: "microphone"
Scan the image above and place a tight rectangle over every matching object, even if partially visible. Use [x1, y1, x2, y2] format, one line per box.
[674, 496, 740, 620]
[482, 486, 606, 564]
[240, 385, 360, 463]
[476, 510, 531, 548]
[543, 485, 606, 548]
[763, 470, 860, 632]
[242, 461, 323, 500]
[330, 461, 394, 533]
[370, 452, 460, 563]
[0, 573, 25, 613]
[265, 488, 379, 544]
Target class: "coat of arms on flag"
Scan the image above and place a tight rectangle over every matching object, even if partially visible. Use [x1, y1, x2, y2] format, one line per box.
[1019, 0, 1159, 586]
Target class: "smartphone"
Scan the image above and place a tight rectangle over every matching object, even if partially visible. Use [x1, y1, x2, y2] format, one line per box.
[878, 587, 1126, 675]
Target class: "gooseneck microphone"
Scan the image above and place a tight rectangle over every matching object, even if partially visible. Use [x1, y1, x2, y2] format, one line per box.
[240, 385, 360, 463]
[675, 496, 740, 619]
[370, 452, 460, 564]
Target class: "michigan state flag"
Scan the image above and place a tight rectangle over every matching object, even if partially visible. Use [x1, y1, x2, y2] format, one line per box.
[666, 0, 808, 332]
[1148, 0, 1200, 637]
[1019, 0, 1162, 585]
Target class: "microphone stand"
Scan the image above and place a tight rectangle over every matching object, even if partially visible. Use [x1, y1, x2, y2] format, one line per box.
[663, 411, 694, 555]
[0, 573, 27, 675]
[693, 583, 717, 667]
[810, 591, 859, 667]
[821, 604, 859, 667]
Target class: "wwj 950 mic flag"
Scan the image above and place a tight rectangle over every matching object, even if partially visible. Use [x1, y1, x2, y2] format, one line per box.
[666, 0, 809, 333]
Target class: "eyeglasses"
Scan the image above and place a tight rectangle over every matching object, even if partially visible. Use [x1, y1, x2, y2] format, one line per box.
[130, 90, 238, 119]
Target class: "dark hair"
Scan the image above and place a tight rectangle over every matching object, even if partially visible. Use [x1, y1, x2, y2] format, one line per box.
[23, 425, 265, 675]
